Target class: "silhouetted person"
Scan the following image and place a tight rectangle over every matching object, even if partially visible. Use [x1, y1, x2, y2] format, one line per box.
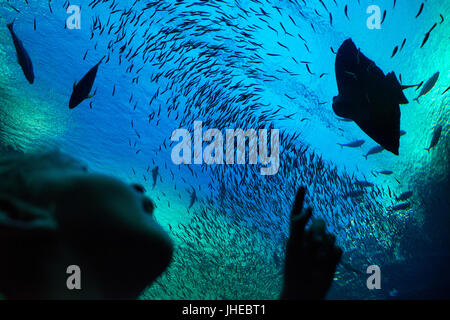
[0, 150, 173, 299]
[0, 150, 341, 299]
[281, 187, 342, 299]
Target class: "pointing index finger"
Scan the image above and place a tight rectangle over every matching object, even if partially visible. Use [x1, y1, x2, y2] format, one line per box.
[290, 187, 305, 218]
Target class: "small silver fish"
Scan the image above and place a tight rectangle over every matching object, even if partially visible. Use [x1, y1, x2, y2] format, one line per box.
[414, 72, 439, 103]
[338, 139, 365, 148]
[425, 125, 442, 151]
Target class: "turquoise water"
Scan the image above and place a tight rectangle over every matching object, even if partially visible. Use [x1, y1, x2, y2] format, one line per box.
[0, 0, 448, 299]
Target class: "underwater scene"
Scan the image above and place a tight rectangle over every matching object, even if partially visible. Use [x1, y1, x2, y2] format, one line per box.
[0, 0, 449, 300]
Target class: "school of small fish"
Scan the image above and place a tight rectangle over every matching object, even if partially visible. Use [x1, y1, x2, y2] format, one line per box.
[3, 0, 448, 299]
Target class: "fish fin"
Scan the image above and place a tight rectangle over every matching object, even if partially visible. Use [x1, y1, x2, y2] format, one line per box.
[401, 84, 421, 90]
[87, 92, 96, 99]
[7, 19, 15, 31]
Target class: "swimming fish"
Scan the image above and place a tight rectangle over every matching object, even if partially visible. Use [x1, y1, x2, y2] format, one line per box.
[415, 3, 424, 18]
[7, 20, 34, 84]
[425, 125, 442, 151]
[363, 145, 384, 159]
[332, 39, 417, 155]
[152, 166, 159, 189]
[188, 187, 197, 209]
[421, 23, 437, 48]
[337, 139, 365, 148]
[391, 46, 398, 58]
[441, 86, 450, 96]
[69, 58, 104, 109]
[414, 72, 439, 103]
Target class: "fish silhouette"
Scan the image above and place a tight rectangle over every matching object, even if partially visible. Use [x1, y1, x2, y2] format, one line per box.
[7, 20, 34, 84]
[69, 58, 103, 109]
[332, 39, 418, 155]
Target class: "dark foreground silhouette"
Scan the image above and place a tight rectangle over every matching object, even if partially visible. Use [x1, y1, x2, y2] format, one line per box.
[0, 150, 341, 299]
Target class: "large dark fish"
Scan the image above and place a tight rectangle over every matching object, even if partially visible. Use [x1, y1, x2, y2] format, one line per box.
[69, 58, 103, 109]
[332, 39, 417, 155]
[425, 125, 442, 151]
[7, 21, 34, 84]
[414, 72, 439, 103]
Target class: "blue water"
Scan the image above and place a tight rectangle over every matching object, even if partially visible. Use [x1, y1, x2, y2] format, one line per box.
[0, 0, 449, 299]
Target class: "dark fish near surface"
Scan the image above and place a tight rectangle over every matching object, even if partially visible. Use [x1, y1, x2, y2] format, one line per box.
[69, 58, 104, 109]
[332, 39, 415, 155]
[414, 72, 439, 103]
[381, 10, 387, 24]
[338, 139, 365, 148]
[421, 23, 437, 48]
[377, 170, 393, 175]
[363, 145, 384, 159]
[442, 86, 450, 95]
[391, 46, 398, 58]
[415, 3, 424, 18]
[399, 38, 406, 51]
[7, 21, 34, 84]
[152, 166, 159, 188]
[189, 187, 197, 209]
[425, 125, 442, 151]
[397, 191, 413, 201]
[392, 202, 410, 211]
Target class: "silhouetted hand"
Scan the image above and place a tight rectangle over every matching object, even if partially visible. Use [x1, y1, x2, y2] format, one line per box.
[280, 187, 342, 300]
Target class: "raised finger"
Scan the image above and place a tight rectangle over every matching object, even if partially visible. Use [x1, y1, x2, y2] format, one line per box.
[290, 187, 305, 219]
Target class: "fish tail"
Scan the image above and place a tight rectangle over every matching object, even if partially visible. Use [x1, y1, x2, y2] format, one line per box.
[363, 154, 368, 160]
[337, 143, 343, 148]
[424, 147, 430, 151]
[414, 97, 420, 104]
